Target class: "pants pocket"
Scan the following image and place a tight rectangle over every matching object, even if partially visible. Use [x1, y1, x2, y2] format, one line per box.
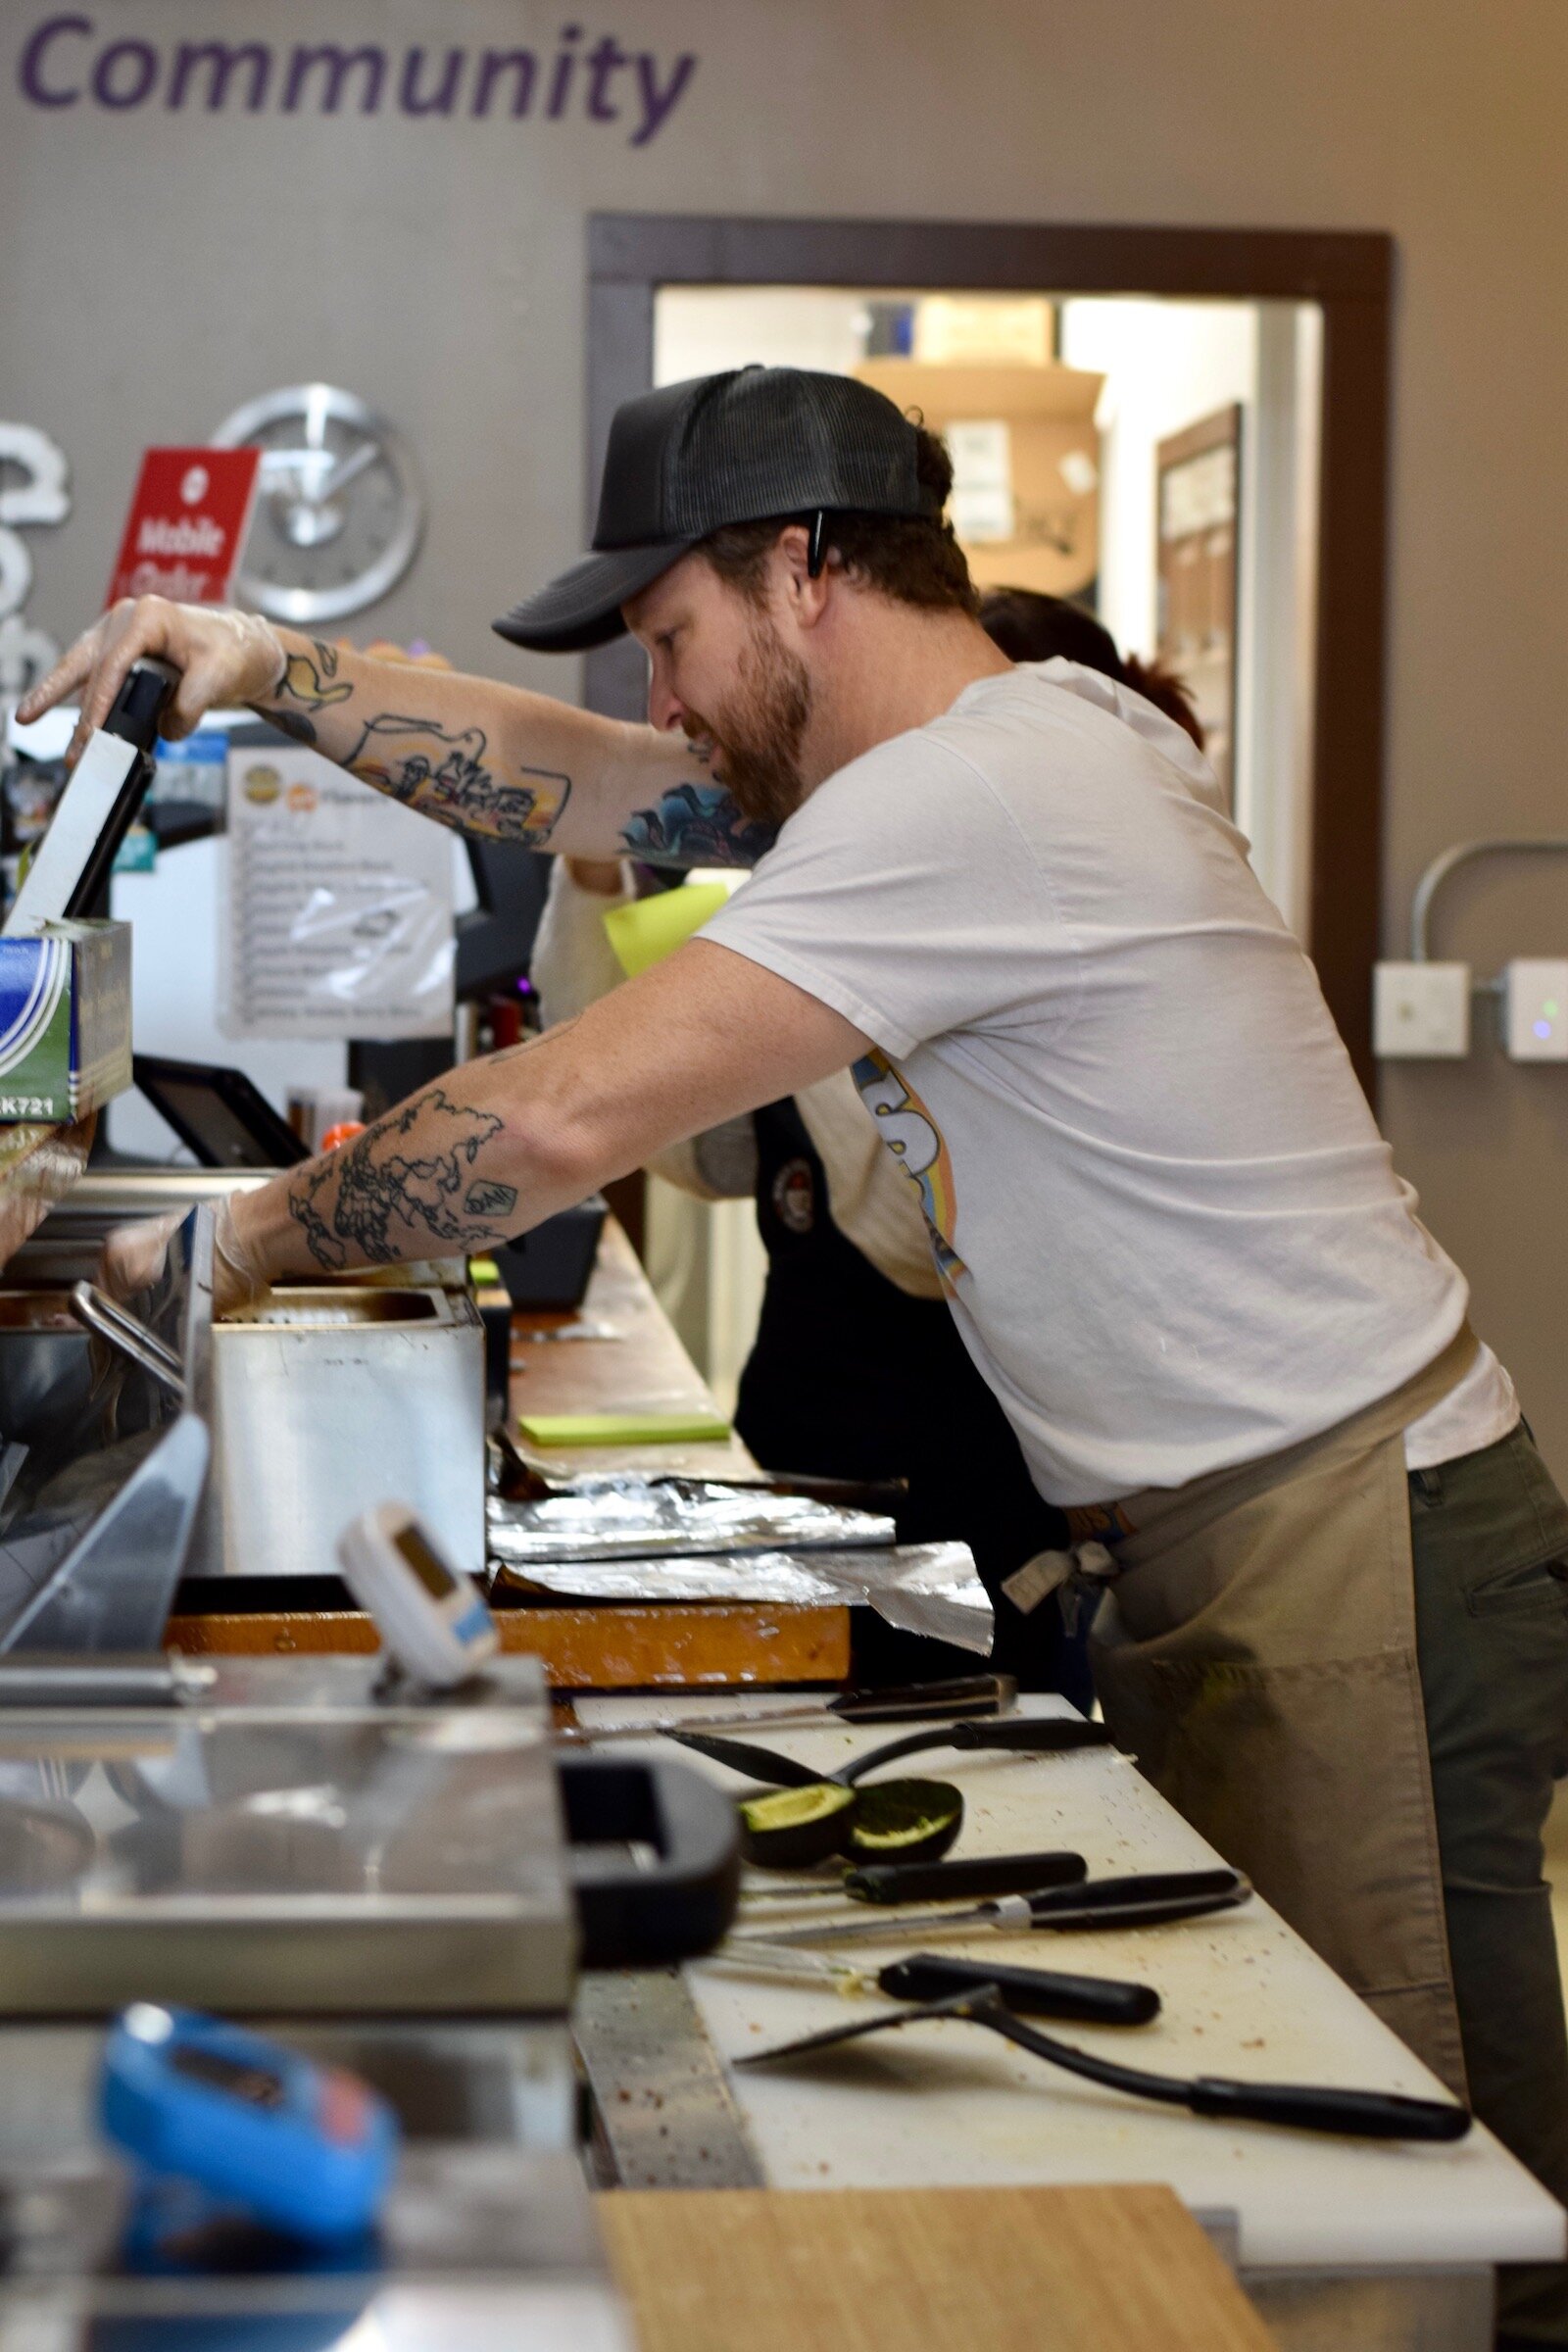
[1467, 1552, 1568, 1618]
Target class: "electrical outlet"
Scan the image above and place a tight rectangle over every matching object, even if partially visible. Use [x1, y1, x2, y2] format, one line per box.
[1373, 962, 1471, 1058]
[1503, 959, 1568, 1060]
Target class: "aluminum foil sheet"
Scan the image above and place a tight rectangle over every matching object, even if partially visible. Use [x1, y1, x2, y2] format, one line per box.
[488, 1540, 994, 1655]
[487, 1477, 896, 1563]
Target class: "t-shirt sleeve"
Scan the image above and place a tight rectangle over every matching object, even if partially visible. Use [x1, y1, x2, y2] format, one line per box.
[700, 730, 1061, 1057]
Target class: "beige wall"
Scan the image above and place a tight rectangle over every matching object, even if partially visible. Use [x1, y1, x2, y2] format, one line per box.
[4, 2, 1568, 1466]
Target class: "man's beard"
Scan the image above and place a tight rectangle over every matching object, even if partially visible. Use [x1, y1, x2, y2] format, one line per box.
[686, 616, 812, 828]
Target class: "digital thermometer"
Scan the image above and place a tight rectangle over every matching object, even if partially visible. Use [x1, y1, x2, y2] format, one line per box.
[335, 1501, 499, 1689]
[100, 2004, 398, 2246]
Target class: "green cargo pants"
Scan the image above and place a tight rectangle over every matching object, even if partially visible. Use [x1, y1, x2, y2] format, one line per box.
[1411, 1420, 1568, 2348]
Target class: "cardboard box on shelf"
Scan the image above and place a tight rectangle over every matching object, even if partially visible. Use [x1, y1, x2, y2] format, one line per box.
[855, 360, 1103, 600]
[0, 919, 131, 1123]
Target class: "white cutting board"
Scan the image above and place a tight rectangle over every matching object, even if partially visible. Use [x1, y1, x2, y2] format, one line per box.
[577, 1694, 1566, 2271]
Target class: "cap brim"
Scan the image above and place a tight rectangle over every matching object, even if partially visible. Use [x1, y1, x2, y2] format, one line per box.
[492, 541, 694, 653]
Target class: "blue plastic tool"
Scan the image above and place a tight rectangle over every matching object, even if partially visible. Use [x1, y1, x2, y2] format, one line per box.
[100, 2004, 399, 2246]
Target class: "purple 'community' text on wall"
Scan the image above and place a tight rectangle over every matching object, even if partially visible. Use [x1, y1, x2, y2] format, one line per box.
[16, 18, 700, 147]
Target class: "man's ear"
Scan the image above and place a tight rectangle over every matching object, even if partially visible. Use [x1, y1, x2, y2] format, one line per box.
[774, 523, 834, 630]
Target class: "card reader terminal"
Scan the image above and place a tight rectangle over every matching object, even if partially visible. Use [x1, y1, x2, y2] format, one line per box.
[4, 658, 176, 935]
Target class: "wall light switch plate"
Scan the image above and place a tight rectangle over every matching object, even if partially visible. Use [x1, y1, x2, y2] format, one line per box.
[1373, 962, 1471, 1058]
[1504, 959, 1568, 1060]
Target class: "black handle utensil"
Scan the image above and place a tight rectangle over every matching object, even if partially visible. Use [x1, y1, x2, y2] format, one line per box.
[711, 1939, 1159, 2026]
[876, 1954, 1158, 2026]
[560, 1674, 1018, 1748]
[740, 1851, 1090, 1907]
[738, 1866, 1251, 1945]
[677, 1716, 1108, 1791]
[735, 1984, 1472, 2143]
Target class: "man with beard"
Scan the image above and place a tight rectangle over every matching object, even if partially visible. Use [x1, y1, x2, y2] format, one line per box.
[23, 368, 1568, 2345]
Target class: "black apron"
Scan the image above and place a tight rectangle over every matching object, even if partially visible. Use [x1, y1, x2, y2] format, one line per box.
[733, 1099, 1086, 1699]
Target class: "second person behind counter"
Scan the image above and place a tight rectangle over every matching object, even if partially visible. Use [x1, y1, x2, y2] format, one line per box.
[531, 593, 1202, 1704]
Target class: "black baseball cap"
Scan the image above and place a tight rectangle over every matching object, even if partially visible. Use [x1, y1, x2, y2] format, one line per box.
[494, 366, 940, 654]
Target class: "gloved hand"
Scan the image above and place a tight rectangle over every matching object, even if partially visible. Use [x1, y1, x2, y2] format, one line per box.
[17, 596, 287, 768]
[99, 1207, 182, 1304]
[211, 1195, 270, 1318]
[99, 1196, 271, 1319]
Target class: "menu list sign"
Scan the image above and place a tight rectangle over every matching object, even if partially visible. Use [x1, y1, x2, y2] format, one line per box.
[220, 744, 455, 1042]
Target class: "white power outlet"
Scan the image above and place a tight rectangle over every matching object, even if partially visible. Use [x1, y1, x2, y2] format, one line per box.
[1373, 962, 1471, 1058]
[1504, 959, 1568, 1060]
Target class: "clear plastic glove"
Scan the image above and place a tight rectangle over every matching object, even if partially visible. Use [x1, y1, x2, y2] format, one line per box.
[99, 1197, 271, 1319]
[99, 1207, 182, 1304]
[211, 1195, 270, 1318]
[16, 596, 286, 768]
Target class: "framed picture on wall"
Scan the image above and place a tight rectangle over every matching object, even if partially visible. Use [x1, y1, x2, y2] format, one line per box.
[1156, 403, 1242, 808]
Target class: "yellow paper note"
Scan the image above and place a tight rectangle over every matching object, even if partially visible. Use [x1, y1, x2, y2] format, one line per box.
[604, 883, 732, 980]
[517, 1409, 732, 1447]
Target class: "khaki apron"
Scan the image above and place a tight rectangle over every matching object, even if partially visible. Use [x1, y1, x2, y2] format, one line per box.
[1075, 1323, 1479, 2098]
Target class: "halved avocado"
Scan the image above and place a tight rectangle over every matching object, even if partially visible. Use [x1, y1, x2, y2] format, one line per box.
[739, 1781, 858, 1869]
[843, 1778, 963, 1864]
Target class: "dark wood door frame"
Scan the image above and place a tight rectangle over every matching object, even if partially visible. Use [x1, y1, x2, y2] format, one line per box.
[585, 214, 1393, 1091]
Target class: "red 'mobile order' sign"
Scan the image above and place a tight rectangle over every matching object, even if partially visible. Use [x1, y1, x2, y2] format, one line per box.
[105, 447, 262, 609]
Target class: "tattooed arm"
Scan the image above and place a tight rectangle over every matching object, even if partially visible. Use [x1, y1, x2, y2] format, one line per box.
[18, 596, 775, 868]
[261, 631, 777, 863]
[227, 940, 866, 1290]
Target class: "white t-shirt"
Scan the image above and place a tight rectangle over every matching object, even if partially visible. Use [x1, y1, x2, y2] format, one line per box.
[703, 660, 1516, 1505]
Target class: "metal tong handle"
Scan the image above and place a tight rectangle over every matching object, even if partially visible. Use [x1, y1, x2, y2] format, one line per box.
[69, 1283, 185, 1400]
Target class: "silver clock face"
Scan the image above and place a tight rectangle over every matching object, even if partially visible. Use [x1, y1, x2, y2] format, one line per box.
[213, 384, 423, 626]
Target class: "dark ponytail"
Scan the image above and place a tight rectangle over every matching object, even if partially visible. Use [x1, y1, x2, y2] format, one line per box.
[978, 588, 1205, 751]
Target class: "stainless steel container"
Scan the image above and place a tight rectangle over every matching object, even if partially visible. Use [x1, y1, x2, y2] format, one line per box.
[0, 1659, 575, 2014]
[191, 1282, 485, 1582]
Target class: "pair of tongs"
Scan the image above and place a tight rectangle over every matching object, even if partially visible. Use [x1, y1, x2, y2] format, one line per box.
[69, 1283, 184, 1400]
[736, 1982, 1473, 2143]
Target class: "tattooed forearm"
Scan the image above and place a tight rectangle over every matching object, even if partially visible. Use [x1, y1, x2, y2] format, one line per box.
[620, 781, 777, 868]
[258, 639, 571, 844]
[343, 712, 570, 843]
[258, 640, 356, 748]
[286, 1086, 519, 1272]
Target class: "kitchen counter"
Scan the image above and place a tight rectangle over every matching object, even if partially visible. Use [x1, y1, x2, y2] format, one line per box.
[577, 1693, 1565, 2344]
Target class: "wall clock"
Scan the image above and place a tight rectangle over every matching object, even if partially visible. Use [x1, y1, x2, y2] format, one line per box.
[213, 384, 423, 626]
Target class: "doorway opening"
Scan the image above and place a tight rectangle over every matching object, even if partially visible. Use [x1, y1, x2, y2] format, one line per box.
[647, 285, 1324, 1393]
[585, 218, 1391, 1395]
[654, 284, 1323, 938]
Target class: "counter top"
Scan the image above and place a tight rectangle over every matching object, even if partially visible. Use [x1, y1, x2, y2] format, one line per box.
[577, 1694, 1567, 2273]
[510, 1218, 759, 1484]
[599, 2181, 1279, 2351]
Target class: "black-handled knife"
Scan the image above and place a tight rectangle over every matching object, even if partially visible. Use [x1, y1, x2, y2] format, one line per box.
[742, 1851, 1090, 1909]
[736, 1867, 1250, 1946]
[564, 1674, 1018, 1747]
[846, 1851, 1088, 1904]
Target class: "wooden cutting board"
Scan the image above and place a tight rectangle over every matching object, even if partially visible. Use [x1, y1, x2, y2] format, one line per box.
[598, 2182, 1278, 2351]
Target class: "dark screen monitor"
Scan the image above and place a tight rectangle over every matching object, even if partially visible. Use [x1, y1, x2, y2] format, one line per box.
[133, 1055, 308, 1171]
